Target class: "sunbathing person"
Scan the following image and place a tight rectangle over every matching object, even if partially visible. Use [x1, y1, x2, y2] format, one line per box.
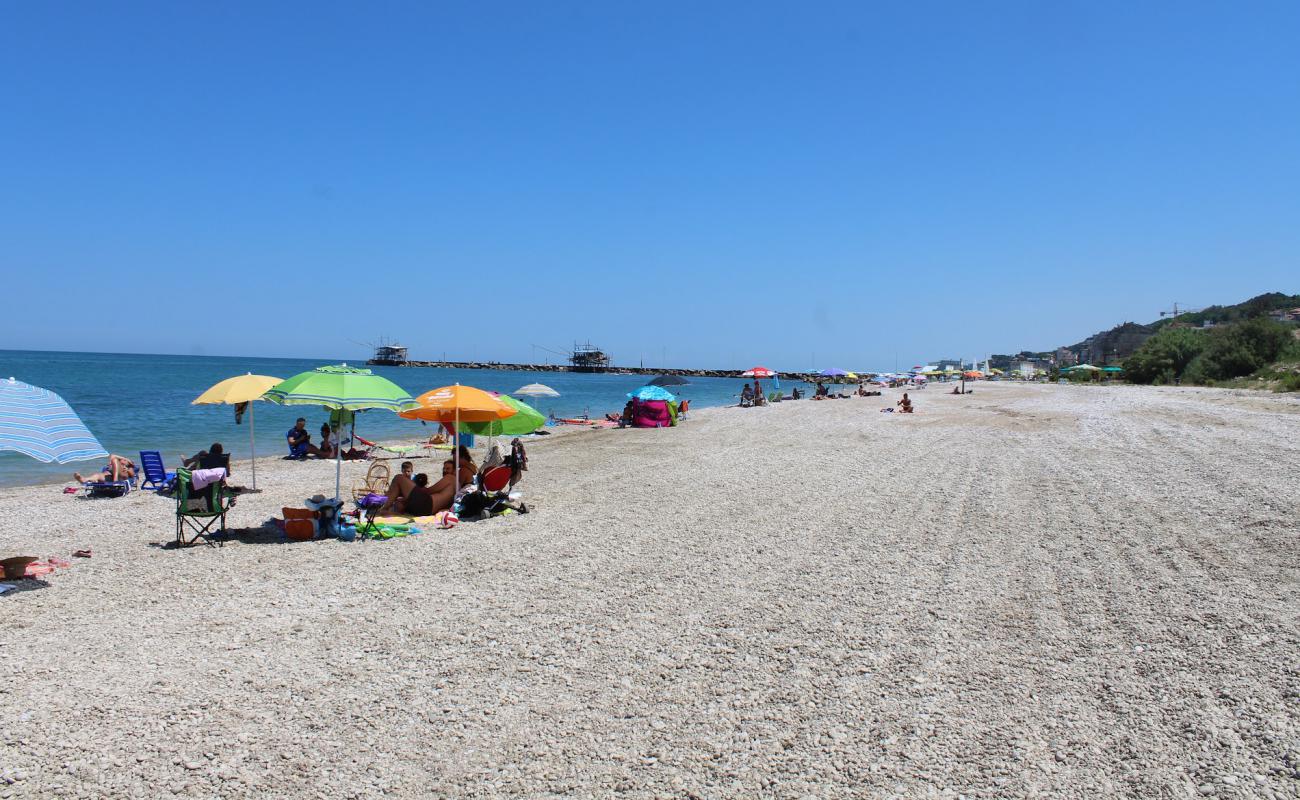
[401, 473, 434, 515]
[412, 462, 458, 515]
[378, 460, 417, 513]
[897, 393, 914, 413]
[739, 384, 754, 407]
[812, 381, 829, 400]
[74, 454, 136, 484]
[317, 424, 337, 459]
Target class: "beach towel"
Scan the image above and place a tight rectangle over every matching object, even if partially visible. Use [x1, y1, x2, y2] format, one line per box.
[191, 467, 227, 490]
[374, 512, 456, 529]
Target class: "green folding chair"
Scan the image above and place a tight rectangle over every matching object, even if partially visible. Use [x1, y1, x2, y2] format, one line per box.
[174, 467, 234, 547]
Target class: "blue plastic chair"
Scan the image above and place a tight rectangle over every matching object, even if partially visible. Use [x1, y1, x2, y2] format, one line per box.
[138, 450, 176, 492]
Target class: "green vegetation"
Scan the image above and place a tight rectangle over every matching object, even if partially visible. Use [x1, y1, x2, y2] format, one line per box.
[1151, 292, 1300, 330]
[1124, 318, 1300, 390]
[1121, 327, 1206, 384]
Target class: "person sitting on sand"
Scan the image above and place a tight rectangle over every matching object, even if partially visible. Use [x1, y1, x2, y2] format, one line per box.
[378, 460, 417, 513]
[454, 445, 477, 486]
[897, 393, 914, 413]
[403, 468, 460, 520]
[812, 381, 829, 400]
[410, 461, 458, 515]
[752, 380, 766, 406]
[182, 442, 224, 469]
[791, 386, 802, 400]
[615, 399, 635, 426]
[286, 418, 321, 458]
[739, 384, 754, 407]
[74, 454, 136, 484]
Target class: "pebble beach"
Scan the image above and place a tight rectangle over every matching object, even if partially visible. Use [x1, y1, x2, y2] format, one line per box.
[1, 382, 1298, 798]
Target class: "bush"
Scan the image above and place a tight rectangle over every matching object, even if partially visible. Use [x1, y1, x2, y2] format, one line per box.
[1197, 318, 1294, 380]
[1123, 327, 1206, 384]
[1124, 318, 1295, 385]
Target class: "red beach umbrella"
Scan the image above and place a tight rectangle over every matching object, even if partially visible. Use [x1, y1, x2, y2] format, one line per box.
[741, 366, 777, 378]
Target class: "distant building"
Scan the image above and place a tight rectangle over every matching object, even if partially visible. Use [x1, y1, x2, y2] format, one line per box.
[1068, 322, 1156, 366]
[369, 341, 408, 365]
[569, 343, 612, 372]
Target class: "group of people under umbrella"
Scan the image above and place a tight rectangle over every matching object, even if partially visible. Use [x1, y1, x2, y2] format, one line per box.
[0, 367, 552, 508]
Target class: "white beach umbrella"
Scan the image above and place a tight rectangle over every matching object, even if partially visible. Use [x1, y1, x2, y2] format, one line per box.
[514, 383, 560, 398]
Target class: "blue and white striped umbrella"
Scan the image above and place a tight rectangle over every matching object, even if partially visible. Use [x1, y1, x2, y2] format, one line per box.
[0, 377, 109, 464]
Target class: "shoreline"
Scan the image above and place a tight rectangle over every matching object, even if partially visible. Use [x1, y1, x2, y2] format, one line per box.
[12, 379, 1296, 494]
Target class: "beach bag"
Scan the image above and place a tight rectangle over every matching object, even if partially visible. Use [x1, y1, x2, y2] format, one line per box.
[458, 491, 494, 519]
[282, 507, 318, 541]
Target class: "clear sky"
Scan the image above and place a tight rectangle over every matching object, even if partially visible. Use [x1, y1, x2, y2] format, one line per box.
[3, 2, 1298, 371]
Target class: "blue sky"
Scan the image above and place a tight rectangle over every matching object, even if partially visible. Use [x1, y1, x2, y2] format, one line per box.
[2, 1, 1297, 371]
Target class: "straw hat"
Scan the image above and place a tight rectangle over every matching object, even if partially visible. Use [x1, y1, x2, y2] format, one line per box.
[1, 556, 37, 580]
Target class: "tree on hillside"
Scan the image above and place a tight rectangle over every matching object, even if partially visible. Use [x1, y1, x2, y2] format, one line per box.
[1187, 318, 1296, 381]
[1123, 328, 1206, 384]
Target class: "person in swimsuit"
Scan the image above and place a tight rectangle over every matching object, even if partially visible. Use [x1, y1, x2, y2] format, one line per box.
[378, 461, 417, 513]
[454, 445, 477, 487]
[407, 462, 457, 516]
[403, 474, 434, 515]
[897, 393, 914, 413]
[74, 454, 136, 484]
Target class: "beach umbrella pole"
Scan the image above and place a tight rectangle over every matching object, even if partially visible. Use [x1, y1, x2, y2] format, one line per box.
[335, 415, 343, 503]
[249, 403, 257, 491]
[454, 395, 460, 497]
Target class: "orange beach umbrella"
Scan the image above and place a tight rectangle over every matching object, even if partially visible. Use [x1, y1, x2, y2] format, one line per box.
[399, 384, 516, 494]
[399, 384, 515, 423]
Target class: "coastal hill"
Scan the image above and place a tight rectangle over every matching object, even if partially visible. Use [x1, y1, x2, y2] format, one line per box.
[1064, 291, 1300, 365]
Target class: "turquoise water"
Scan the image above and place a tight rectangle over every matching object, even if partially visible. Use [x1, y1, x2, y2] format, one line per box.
[0, 350, 804, 487]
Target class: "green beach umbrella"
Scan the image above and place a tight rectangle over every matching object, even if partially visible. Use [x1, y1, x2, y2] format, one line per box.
[264, 364, 419, 502]
[461, 395, 545, 437]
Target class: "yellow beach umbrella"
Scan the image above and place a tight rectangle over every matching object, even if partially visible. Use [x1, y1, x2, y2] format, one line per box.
[400, 384, 516, 493]
[193, 373, 283, 490]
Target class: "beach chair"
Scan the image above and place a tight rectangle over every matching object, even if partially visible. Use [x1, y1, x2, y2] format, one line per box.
[82, 475, 136, 498]
[352, 461, 390, 501]
[138, 450, 176, 492]
[174, 467, 234, 547]
[197, 452, 231, 474]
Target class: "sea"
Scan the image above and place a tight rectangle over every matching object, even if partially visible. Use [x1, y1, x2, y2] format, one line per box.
[0, 350, 810, 488]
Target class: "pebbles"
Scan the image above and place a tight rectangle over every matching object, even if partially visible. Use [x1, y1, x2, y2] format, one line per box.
[0, 383, 1298, 797]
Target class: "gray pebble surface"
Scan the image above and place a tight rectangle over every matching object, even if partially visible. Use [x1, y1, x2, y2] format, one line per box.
[0, 382, 1297, 798]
